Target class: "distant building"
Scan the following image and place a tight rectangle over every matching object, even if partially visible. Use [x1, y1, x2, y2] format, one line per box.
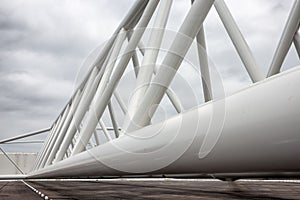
[0, 153, 37, 175]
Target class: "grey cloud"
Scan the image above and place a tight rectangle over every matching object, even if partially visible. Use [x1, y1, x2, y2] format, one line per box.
[0, 0, 134, 152]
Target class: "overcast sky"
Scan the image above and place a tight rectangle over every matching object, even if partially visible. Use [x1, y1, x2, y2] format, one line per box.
[0, 0, 299, 152]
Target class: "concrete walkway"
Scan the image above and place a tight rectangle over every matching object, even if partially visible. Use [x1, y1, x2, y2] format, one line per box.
[0, 179, 299, 199]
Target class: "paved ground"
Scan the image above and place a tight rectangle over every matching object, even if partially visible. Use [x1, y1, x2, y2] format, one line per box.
[0, 181, 41, 200]
[0, 179, 300, 199]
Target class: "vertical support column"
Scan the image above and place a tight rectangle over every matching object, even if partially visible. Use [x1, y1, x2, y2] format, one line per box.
[125, 0, 215, 132]
[71, 0, 160, 155]
[267, 0, 300, 77]
[214, 0, 264, 82]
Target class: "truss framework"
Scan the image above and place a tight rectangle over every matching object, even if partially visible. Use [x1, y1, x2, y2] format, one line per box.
[2, 0, 299, 178]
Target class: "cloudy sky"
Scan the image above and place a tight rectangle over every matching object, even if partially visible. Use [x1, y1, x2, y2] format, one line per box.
[0, 0, 299, 152]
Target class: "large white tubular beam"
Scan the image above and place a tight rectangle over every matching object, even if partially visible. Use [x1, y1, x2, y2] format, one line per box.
[125, 0, 215, 132]
[29, 67, 300, 178]
[70, 0, 160, 155]
[214, 0, 264, 82]
[267, 0, 300, 77]
[129, 0, 173, 114]
[293, 29, 300, 58]
[32, 0, 300, 178]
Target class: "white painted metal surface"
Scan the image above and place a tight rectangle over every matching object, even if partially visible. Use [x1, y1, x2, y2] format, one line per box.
[29, 66, 300, 178]
[0, 0, 295, 179]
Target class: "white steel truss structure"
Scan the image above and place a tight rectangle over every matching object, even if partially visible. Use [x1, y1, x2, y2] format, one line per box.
[3, 0, 299, 179]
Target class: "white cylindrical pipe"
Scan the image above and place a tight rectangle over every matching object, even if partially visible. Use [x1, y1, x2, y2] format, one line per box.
[39, 115, 62, 169]
[44, 90, 81, 166]
[196, 26, 213, 102]
[214, 0, 264, 82]
[267, 0, 300, 77]
[54, 67, 100, 163]
[128, 0, 173, 113]
[30, 66, 300, 178]
[33, 126, 55, 170]
[70, 0, 160, 155]
[45, 105, 71, 166]
[35, 124, 58, 170]
[126, 0, 215, 132]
